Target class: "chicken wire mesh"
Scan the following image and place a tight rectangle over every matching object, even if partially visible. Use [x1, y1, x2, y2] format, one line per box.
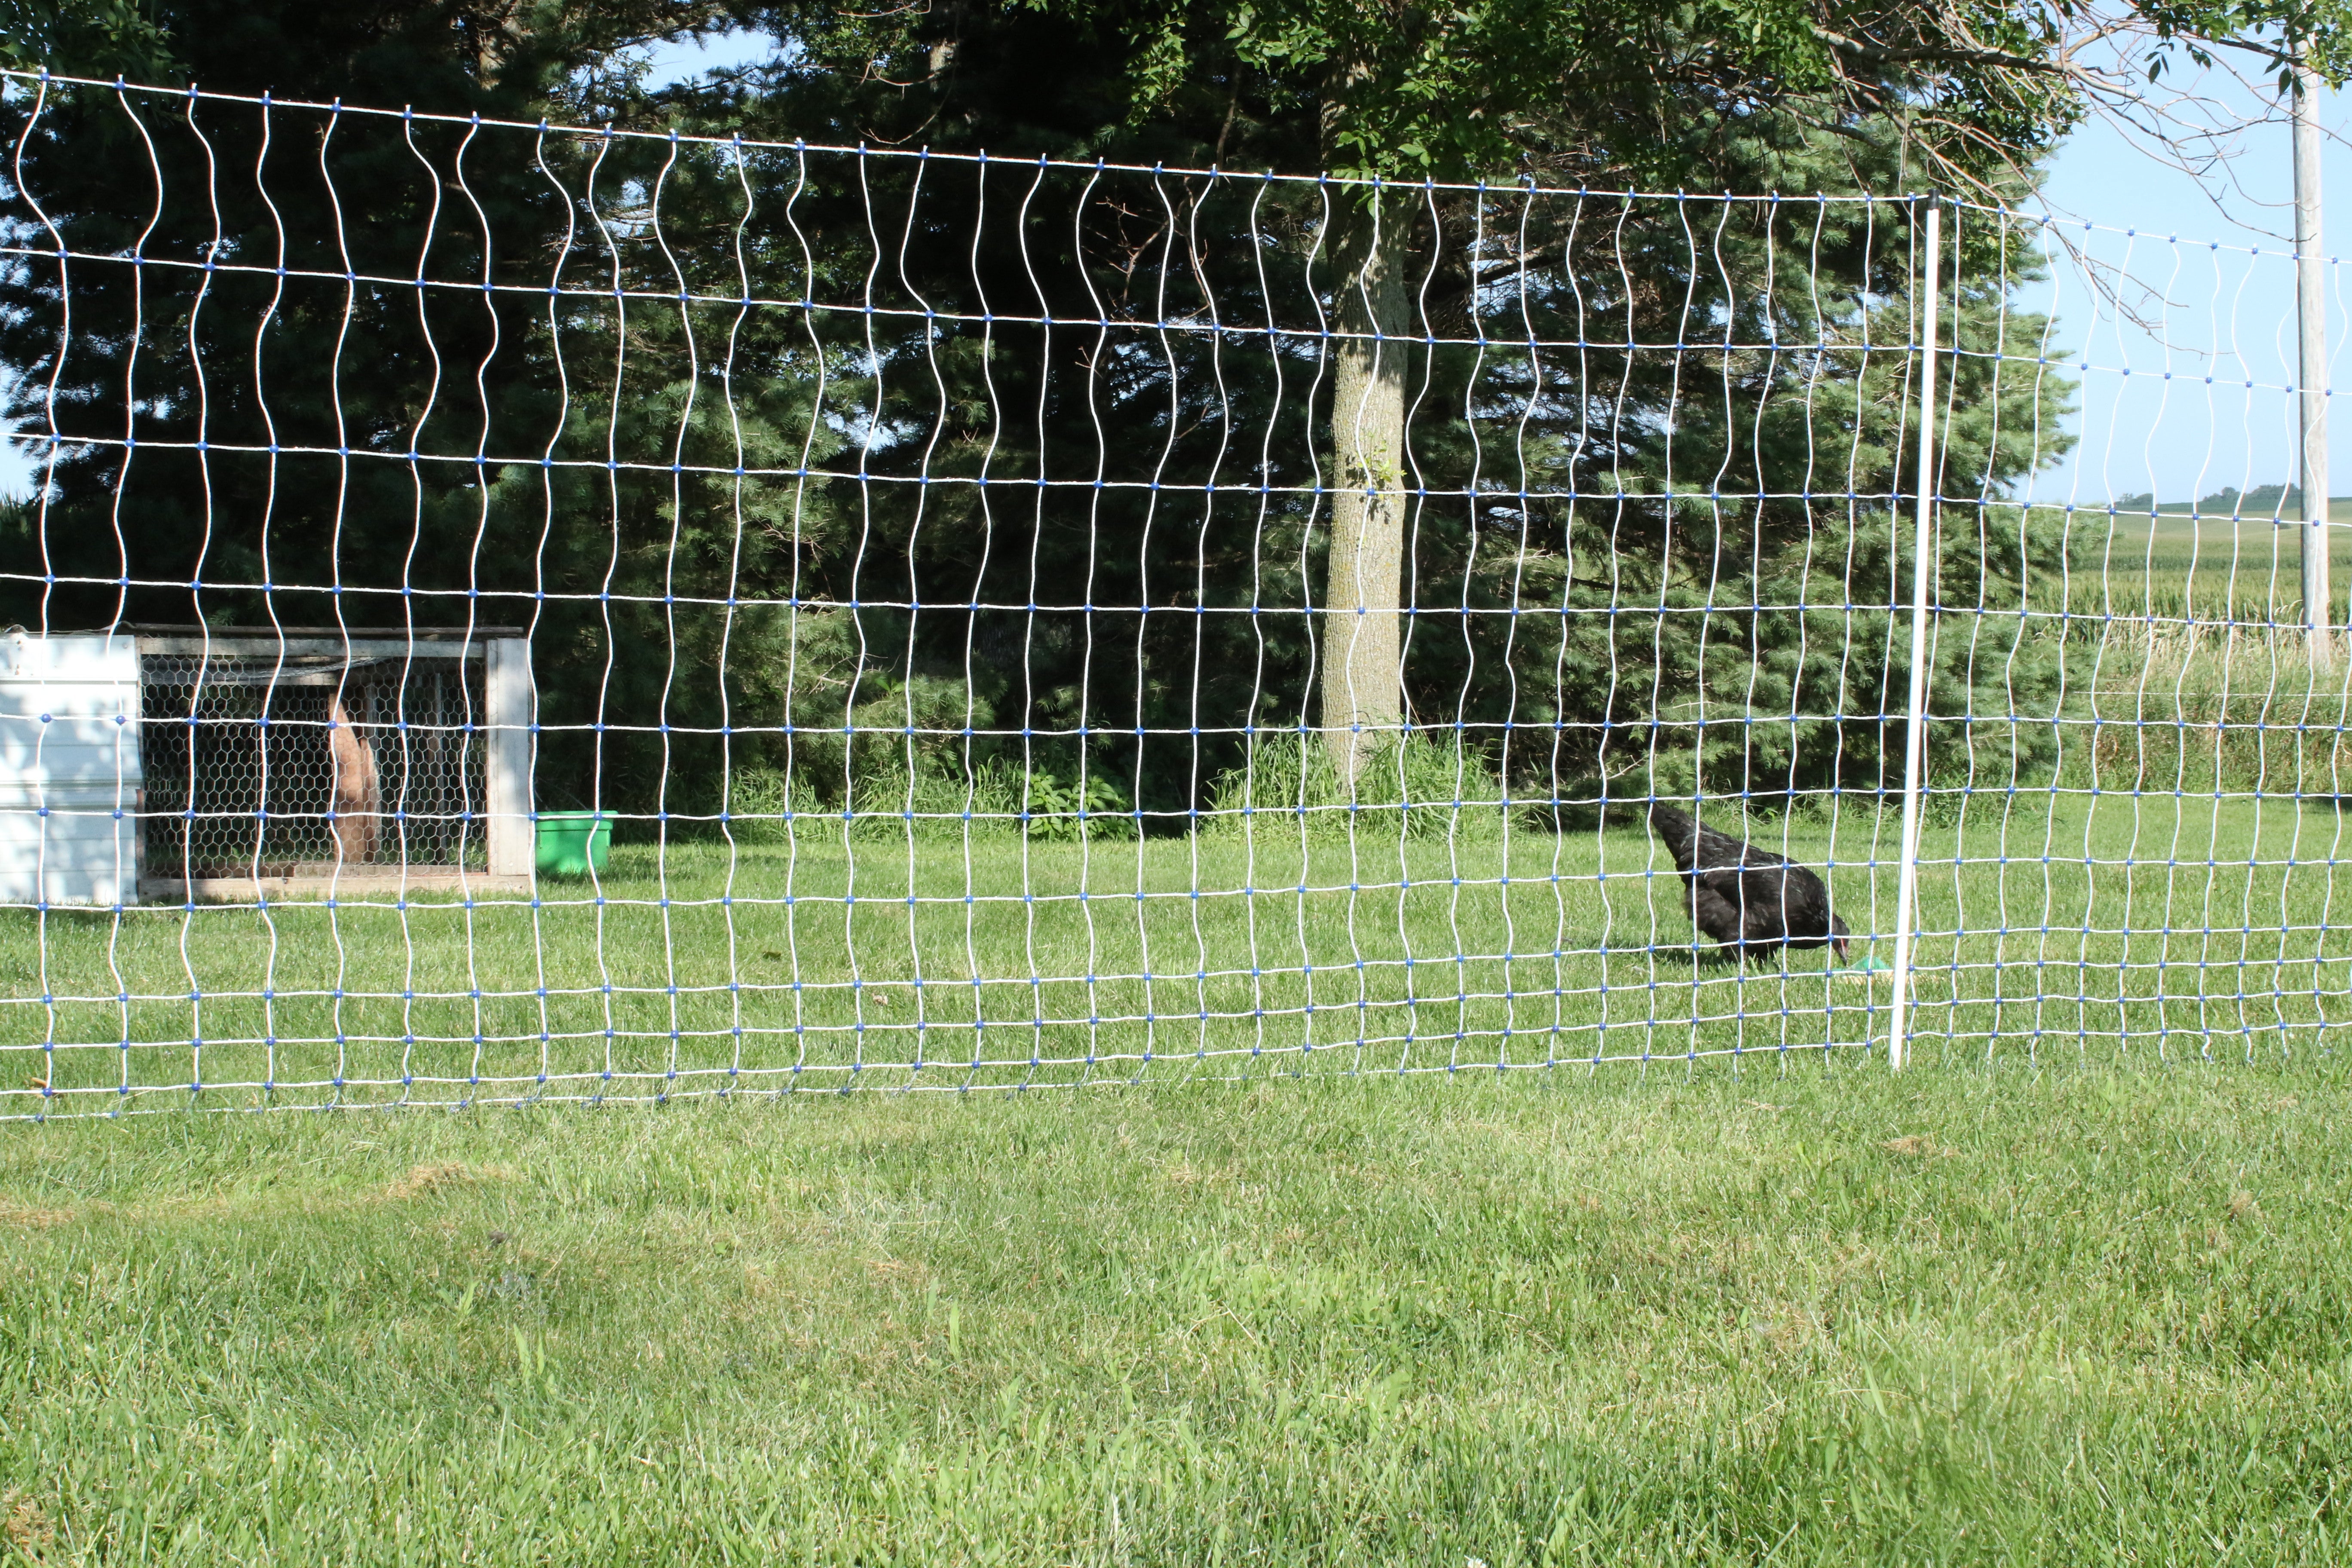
[137, 646, 488, 882]
[2, 70, 2350, 1118]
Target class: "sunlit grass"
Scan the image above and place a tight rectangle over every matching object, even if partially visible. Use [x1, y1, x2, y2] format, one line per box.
[0, 1065, 2345, 1562]
[6, 793, 2352, 1116]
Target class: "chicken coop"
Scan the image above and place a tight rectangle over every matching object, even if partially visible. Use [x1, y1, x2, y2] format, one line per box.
[0, 626, 534, 906]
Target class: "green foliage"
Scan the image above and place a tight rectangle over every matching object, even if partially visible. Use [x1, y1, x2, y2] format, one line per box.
[1371, 122, 2085, 812]
[726, 760, 1006, 844]
[717, 764, 825, 844]
[986, 0, 2352, 185]
[724, 0, 2343, 830]
[17, 0, 2341, 841]
[720, 758, 1140, 844]
[1020, 767, 1141, 842]
[1206, 732, 1510, 840]
[0, 0, 173, 77]
[2221, 481, 2302, 517]
[0, 75, 2076, 827]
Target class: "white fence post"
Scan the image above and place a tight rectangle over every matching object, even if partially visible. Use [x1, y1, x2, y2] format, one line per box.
[1888, 202, 1942, 1073]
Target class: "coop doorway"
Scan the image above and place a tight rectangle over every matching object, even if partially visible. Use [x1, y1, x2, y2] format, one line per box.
[132, 627, 533, 901]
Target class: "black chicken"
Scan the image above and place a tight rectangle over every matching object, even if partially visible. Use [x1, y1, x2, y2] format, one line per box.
[1646, 803, 1851, 965]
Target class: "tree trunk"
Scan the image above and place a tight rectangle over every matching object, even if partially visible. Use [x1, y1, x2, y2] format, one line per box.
[1322, 204, 1411, 784]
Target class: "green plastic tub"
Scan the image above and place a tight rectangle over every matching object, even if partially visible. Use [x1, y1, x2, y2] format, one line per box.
[535, 810, 612, 876]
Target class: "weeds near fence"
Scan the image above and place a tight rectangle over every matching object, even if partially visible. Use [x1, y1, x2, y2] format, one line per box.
[1203, 735, 1519, 842]
[2067, 619, 2352, 799]
[723, 761, 1139, 843]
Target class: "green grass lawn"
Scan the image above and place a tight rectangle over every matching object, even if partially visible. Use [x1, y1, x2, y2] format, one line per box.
[7, 795, 2352, 1115]
[0, 1066, 2346, 1563]
[6, 802, 2352, 1562]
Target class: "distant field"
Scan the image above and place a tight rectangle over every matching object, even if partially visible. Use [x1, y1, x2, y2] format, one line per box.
[2103, 502, 2352, 558]
[2071, 504, 2352, 623]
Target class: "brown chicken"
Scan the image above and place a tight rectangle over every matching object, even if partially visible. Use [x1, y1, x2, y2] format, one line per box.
[328, 693, 379, 863]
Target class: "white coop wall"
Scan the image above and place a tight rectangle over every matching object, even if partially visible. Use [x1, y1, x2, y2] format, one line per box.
[0, 632, 143, 909]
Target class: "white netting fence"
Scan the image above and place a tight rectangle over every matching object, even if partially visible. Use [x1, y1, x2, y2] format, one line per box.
[4, 71, 2350, 1116]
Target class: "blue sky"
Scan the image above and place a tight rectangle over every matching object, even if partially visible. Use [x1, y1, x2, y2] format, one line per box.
[2028, 65, 2352, 508]
[3, 38, 2344, 505]
[635, 27, 774, 85]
